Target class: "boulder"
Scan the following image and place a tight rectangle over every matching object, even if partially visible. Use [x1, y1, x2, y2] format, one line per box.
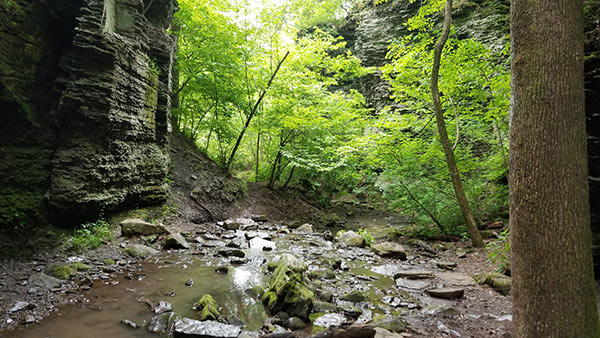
[295, 223, 313, 234]
[174, 318, 241, 338]
[125, 244, 160, 258]
[337, 231, 365, 248]
[284, 317, 307, 330]
[313, 313, 347, 328]
[371, 242, 407, 260]
[263, 254, 314, 321]
[154, 301, 173, 314]
[165, 233, 190, 249]
[28, 273, 62, 289]
[121, 219, 167, 236]
[217, 249, 245, 258]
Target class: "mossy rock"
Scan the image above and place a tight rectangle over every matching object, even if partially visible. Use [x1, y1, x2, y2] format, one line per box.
[49, 265, 76, 280]
[341, 290, 366, 303]
[103, 258, 116, 265]
[474, 272, 511, 295]
[194, 294, 220, 321]
[124, 244, 159, 258]
[262, 254, 314, 321]
[70, 262, 90, 271]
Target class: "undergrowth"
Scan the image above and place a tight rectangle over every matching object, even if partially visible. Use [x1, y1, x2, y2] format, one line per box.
[67, 219, 112, 252]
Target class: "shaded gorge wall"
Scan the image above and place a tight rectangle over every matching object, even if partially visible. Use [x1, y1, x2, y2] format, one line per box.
[0, 0, 178, 227]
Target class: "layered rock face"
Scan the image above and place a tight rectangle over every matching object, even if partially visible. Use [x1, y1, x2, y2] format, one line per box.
[0, 0, 178, 226]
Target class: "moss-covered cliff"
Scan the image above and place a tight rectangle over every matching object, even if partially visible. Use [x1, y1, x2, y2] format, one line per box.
[0, 0, 178, 228]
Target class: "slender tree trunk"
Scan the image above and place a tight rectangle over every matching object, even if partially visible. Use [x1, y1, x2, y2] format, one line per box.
[510, 0, 600, 336]
[255, 132, 261, 182]
[283, 165, 296, 189]
[431, 0, 483, 247]
[268, 150, 282, 189]
[226, 51, 289, 170]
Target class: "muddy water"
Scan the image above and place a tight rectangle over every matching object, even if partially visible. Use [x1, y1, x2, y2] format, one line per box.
[3, 248, 272, 338]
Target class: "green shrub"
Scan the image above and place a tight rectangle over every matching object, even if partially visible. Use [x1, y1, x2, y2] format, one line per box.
[486, 228, 510, 274]
[357, 228, 375, 246]
[68, 220, 112, 252]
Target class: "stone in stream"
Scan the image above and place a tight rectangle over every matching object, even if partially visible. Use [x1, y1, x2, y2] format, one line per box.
[174, 318, 241, 338]
[221, 219, 241, 230]
[194, 294, 220, 321]
[124, 244, 160, 258]
[154, 300, 173, 314]
[337, 230, 366, 248]
[393, 270, 435, 280]
[217, 249, 245, 258]
[226, 237, 245, 249]
[263, 254, 314, 321]
[120, 219, 167, 236]
[294, 223, 313, 234]
[147, 312, 181, 334]
[426, 288, 465, 300]
[215, 266, 229, 274]
[121, 319, 139, 329]
[323, 230, 334, 241]
[371, 242, 408, 260]
[313, 313, 348, 328]
[249, 237, 276, 250]
[164, 233, 190, 249]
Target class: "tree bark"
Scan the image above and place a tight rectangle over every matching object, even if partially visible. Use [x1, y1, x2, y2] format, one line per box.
[510, 0, 600, 336]
[430, 0, 483, 247]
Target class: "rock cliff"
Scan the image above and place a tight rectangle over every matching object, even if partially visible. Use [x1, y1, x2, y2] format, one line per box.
[0, 0, 178, 227]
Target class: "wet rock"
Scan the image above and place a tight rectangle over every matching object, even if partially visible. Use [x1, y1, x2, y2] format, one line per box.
[222, 219, 241, 230]
[23, 314, 36, 324]
[263, 254, 314, 321]
[337, 231, 365, 248]
[239, 331, 260, 338]
[313, 300, 338, 313]
[121, 219, 167, 236]
[215, 266, 229, 274]
[250, 237, 276, 251]
[341, 290, 366, 303]
[226, 238, 245, 249]
[9, 301, 33, 313]
[285, 317, 307, 330]
[154, 301, 173, 314]
[165, 233, 190, 249]
[436, 261, 457, 270]
[121, 319, 139, 329]
[230, 258, 248, 265]
[174, 318, 241, 338]
[125, 244, 160, 258]
[474, 272, 511, 295]
[252, 215, 268, 222]
[313, 313, 348, 328]
[295, 223, 313, 234]
[186, 279, 194, 287]
[218, 249, 245, 258]
[371, 242, 407, 260]
[28, 272, 62, 289]
[393, 270, 434, 280]
[194, 294, 220, 321]
[147, 312, 181, 334]
[323, 230, 334, 241]
[426, 288, 465, 299]
[319, 290, 334, 302]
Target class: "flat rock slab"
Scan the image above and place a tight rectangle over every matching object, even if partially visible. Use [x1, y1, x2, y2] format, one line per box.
[174, 318, 241, 338]
[394, 270, 435, 280]
[313, 313, 348, 328]
[426, 288, 465, 300]
[437, 272, 476, 286]
[435, 261, 457, 270]
[28, 272, 62, 289]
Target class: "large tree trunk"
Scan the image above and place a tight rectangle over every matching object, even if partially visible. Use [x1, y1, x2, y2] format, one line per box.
[510, 0, 600, 336]
[431, 0, 483, 248]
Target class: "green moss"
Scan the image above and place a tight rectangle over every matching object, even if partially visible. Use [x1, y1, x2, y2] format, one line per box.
[194, 294, 220, 321]
[49, 265, 76, 280]
[103, 258, 116, 265]
[70, 262, 90, 271]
